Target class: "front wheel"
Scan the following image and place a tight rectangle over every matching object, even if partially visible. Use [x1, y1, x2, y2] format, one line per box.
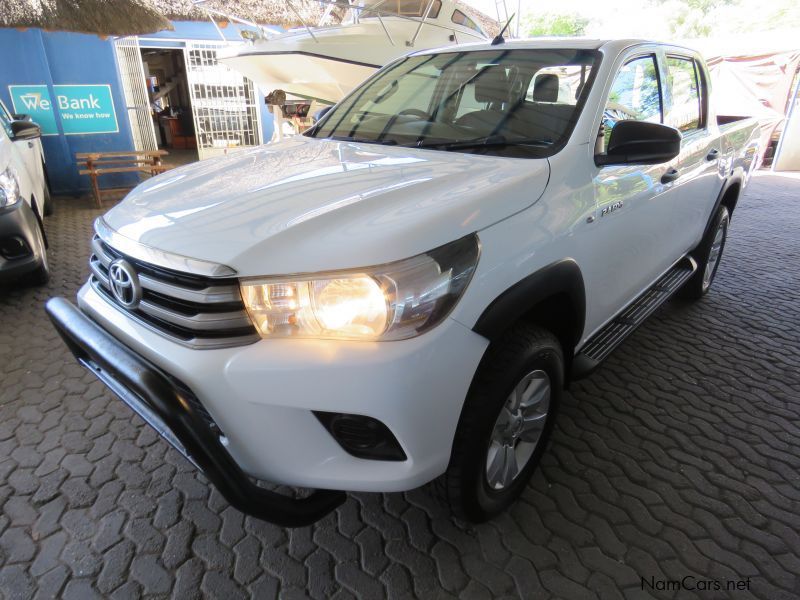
[678, 205, 730, 301]
[442, 324, 563, 522]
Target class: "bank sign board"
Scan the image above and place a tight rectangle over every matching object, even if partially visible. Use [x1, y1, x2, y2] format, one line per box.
[8, 84, 119, 136]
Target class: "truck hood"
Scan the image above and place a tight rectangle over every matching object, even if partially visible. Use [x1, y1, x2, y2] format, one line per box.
[104, 137, 549, 276]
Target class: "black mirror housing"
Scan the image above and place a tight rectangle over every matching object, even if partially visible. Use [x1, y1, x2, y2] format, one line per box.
[595, 120, 681, 166]
[10, 120, 41, 141]
[12, 113, 32, 122]
[313, 105, 333, 123]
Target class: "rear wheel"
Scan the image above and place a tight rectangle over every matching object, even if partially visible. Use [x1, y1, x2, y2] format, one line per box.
[442, 324, 562, 522]
[678, 205, 730, 301]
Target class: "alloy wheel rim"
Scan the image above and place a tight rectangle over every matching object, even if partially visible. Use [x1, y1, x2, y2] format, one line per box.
[703, 217, 727, 290]
[485, 370, 551, 491]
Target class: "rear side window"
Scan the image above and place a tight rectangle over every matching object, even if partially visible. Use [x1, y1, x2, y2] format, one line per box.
[602, 55, 663, 151]
[666, 56, 702, 132]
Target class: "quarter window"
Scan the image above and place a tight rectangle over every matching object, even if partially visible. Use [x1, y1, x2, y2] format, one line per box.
[666, 56, 702, 132]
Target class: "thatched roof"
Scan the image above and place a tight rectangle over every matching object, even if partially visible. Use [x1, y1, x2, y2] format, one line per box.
[151, 0, 323, 28]
[455, 1, 498, 37]
[0, 0, 173, 35]
[0, 0, 498, 37]
[158, 0, 498, 36]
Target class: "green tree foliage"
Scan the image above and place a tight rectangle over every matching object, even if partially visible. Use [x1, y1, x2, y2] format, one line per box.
[523, 12, 589, 37]
[651, 0, 740, 37]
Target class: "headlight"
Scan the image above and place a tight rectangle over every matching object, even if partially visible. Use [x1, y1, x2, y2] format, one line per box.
[241, 234, 480, 341]
[0, 168, 21, 208]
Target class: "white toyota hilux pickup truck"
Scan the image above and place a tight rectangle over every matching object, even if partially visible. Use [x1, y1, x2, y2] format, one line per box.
[48, 39, 759, 526]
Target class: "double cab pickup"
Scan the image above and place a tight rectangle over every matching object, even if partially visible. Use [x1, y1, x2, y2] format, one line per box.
[48, 39, 759, 526]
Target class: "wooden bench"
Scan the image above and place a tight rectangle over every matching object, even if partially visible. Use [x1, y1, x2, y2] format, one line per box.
[77, 150, 169, 207]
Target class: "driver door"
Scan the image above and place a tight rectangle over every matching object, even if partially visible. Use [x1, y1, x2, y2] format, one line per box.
[588, 52, 677, 326]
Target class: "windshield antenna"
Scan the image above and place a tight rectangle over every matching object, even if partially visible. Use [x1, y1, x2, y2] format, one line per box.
[491, 13, 515, 46]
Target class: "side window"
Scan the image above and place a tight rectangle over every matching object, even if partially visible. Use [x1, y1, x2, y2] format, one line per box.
[666, 56, 702, 132]
[602, 55, 662, 151]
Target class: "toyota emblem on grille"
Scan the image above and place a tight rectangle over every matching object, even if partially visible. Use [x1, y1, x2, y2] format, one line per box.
[108, 259, 142, 308]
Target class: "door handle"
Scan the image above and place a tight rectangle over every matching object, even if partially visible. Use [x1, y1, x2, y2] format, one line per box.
[706, 148, 719, 161]
[660, 168, 680, 184]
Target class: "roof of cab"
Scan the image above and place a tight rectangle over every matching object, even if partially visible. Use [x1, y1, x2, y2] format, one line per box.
[409, 38, 680, 57]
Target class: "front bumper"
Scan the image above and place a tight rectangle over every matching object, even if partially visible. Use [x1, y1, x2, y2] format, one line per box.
[45, 297, 346, 527]
[0, 201, 45, 283]
[68, 281, 489, 494]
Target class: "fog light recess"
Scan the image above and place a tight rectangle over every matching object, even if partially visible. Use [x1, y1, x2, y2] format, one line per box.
[0, 237, 31, 260]
[313, 411, 407, 461]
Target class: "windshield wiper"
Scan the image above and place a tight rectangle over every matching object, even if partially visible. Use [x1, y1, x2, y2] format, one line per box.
[413, 135, 552, 151]
[328, 135, 397, 146]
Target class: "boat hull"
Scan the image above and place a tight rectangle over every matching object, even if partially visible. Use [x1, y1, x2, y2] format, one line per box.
[218, 17, 486, 103]
[223, 52, 380, 103]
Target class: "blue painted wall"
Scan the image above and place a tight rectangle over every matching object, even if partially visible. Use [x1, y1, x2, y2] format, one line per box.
[0, 21, 276, 195]
[0, 29, 137, 195]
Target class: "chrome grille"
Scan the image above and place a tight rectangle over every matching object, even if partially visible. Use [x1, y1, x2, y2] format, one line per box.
[89, 234, 259, 349]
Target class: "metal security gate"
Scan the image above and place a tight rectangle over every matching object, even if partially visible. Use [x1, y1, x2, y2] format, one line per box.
[184, 42, 262, 160]
[114, 37, 158, 152]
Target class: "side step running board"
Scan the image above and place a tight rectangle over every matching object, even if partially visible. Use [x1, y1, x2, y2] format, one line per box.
[571, 256, 697, 379]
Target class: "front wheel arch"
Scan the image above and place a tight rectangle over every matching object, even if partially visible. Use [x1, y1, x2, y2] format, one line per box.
[472, 259, 586, 380]
[30, 196, 48, 248]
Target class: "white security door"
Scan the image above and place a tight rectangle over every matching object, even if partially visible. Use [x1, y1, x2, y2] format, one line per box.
[184, 42, 262, 160]
[114, 37, 158, 152]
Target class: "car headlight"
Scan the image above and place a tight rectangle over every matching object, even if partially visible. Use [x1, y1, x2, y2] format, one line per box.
[0, 168, 20, 208]
[240, 234, 480, 341]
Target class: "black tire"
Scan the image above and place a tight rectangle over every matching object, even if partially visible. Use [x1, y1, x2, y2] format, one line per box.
[442, 324, 563, 522]
[678, 205, 730, 301]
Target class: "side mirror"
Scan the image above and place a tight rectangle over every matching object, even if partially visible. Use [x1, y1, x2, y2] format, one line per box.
[595, 120, 681, 166]
[10, 120, 41, 141]
[12, 113, 32, 122]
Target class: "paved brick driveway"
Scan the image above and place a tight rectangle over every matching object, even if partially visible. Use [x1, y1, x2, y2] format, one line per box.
[1, 174, 798, 599]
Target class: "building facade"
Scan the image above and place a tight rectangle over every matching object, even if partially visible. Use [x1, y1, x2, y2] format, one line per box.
[0, 21, 275, 195]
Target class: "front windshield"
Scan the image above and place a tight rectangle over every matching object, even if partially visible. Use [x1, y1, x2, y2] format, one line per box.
[309, 48, 599, 157]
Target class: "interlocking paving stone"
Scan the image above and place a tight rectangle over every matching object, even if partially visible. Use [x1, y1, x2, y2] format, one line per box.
[0, 173, 799, 598]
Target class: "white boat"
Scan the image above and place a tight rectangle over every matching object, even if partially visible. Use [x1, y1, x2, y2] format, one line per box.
[212, 0, 493, 104]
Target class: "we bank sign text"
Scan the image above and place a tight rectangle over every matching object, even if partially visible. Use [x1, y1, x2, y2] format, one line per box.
[8, 84, 119, 136]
